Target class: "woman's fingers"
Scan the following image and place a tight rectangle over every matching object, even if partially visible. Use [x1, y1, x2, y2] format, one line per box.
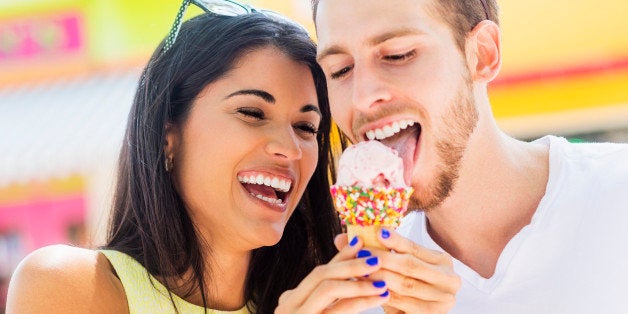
[368, 268, 457, 302]
[277, 235, 387, 313]
[378, 228, 450, 265]
[329, 234, 361, 263]
[386, 291, 456, 314]
[289, 253, 383, 301]
[334, 233, 348, 251]
[376, 250, 459, 292]
[325, 294, 391, 314]
[298, 279, 388, 312]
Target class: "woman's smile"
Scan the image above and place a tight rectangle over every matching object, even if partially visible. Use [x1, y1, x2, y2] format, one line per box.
[237, 170, 294, 212]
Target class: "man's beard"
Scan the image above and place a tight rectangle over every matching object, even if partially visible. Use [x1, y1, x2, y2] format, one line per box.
[409, 78, 478, 211]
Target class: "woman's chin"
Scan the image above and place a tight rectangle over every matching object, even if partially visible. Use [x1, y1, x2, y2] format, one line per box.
[251, 226, 286, 249]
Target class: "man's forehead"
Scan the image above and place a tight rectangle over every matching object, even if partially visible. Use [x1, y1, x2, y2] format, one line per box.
[315, 0, 436, 56]
[315, 0, 435, 34]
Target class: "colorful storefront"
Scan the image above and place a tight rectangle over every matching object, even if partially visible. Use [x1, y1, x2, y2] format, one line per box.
[1, 0, 627, 309]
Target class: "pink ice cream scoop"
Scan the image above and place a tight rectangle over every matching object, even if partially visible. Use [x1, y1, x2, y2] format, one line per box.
[330, 141, 414, 249]
[334, 140, 408, 188]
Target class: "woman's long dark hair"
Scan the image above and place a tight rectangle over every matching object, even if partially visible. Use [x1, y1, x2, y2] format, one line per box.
[104, 13, 341, 313]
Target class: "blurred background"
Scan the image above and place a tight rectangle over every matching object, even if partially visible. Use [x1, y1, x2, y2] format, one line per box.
[1, 0, 627, 309]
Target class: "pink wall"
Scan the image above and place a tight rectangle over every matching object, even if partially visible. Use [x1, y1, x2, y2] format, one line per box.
[0, 12, 84, 61]
[0, 195, 85, 253]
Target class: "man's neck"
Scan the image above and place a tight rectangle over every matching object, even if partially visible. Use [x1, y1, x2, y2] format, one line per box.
[425, 126, 549, 278]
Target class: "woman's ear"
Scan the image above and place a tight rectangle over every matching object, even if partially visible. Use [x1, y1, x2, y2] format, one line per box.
[164, 123, 178, 167]
[465, 20, 502, 82]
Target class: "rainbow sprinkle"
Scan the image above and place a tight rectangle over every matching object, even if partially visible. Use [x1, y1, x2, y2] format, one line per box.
[330, 185, 414, 227]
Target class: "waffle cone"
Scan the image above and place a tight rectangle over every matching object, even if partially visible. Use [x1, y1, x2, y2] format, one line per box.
[347, 225, 387, 250]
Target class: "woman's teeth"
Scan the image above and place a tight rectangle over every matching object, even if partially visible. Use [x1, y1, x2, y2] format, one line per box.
[366, 119, 415, 140]
[251, 193, 283, 205]
[238, 174, 291, 192]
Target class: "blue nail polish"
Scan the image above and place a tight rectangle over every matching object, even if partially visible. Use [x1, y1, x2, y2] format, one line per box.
[366, 256, 379, 266]
[373, 281, 386, 288]
[380, 290, 389, 297]
[349, 236, 359, 246]
[381, 229, 390, 239]
[356, 250, 371, 258]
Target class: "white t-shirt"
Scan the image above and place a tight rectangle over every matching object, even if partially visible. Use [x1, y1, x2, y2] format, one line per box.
[366, 136, 628, 314]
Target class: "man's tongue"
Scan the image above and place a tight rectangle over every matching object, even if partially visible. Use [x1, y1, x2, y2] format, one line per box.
[380, 126, 419, 185]
[243, 183, 277, 199]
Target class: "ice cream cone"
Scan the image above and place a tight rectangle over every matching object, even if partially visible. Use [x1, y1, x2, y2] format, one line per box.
[330, 185, 413, 249]
[347, 225, 386, 250]
[330, 141, 414, 249]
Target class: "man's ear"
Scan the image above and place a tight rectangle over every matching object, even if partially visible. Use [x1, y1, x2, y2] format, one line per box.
[465, 20, 501, 82]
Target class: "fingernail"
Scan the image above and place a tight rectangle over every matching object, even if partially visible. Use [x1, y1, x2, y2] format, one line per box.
[349, 236, 359, 246]
[372, 281, 386, 288]
[380, 290, 389, 297]
[356, 250, 371, 258]
[366, 256, 379, 266]
[381, 229, 390, 239]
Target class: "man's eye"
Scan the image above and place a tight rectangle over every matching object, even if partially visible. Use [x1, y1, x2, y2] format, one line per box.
[330, 65, 353, 80]
[383, 50, 416, 62]
[237, 107, 265, 120]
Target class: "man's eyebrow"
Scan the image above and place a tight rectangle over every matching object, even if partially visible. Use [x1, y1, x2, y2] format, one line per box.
[301, 104, 322, 117]
[225, 89, 275, 103]
[367, 28, 425, 46]
[317, 28, 425, 62]
[317, 45, 346, 62]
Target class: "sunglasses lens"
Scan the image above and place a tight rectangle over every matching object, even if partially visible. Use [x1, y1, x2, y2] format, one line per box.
[196, 0, 250, 16]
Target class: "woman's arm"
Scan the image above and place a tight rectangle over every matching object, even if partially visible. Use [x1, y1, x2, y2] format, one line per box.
[6, 244, 128, 313]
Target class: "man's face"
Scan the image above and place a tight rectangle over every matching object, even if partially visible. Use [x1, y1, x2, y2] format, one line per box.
[316, 0, 479, 210]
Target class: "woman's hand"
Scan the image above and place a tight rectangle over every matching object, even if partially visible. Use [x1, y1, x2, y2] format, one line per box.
[336, 229, 461, 314]
[275, 236, 390, 314]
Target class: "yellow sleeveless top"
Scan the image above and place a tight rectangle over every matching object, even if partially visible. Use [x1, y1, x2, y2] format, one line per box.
[100, 250, 252, 314]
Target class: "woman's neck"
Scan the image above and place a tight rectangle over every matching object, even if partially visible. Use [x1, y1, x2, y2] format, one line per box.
[176, 248, 251, 311]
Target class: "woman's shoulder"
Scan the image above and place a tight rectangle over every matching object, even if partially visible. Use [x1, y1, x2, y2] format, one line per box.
[6, 244, 128, 313]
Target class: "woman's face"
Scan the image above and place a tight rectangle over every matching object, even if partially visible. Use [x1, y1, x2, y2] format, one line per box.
[166, 46, 321, 252]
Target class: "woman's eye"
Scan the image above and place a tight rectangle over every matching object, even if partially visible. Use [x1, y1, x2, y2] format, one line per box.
[330, 65, 353, 80]
[295, 122, 319, 136]
[236, 107, 265, 120]
[383, 50, 416, 62]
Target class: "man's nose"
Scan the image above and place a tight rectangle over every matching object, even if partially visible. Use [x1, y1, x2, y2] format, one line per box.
[351, 64, 393, 111]
[264, 127, 302, 160]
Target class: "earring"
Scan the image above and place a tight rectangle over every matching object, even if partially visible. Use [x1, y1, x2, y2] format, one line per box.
[165, 156, 174, 172]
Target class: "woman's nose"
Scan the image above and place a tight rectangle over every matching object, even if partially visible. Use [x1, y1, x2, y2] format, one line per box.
[264, 128, 302, 160]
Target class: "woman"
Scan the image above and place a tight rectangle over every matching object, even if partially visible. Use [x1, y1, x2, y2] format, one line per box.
[6, 3, 389, 313]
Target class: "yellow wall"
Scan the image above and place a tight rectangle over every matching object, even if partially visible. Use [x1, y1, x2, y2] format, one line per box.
[1, 0, 627, 133]
[492, 0, 628, 131]
[499, 0, 628, 75]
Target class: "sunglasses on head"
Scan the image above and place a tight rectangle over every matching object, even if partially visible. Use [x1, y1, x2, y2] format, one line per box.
[163, 0, 291, 53]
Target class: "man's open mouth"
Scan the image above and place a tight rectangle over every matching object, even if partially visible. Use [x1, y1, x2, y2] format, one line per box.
[363, 119, 421, 185]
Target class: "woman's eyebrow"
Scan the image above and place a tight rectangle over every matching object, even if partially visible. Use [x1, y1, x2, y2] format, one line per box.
[225, 89, 275, 103]
[301, 104, 321, 118]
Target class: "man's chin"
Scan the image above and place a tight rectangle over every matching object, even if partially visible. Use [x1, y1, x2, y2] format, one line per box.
[408, 171, 455, 211]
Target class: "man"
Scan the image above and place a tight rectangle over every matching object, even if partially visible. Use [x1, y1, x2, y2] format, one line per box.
[313, 0, 628, 313]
